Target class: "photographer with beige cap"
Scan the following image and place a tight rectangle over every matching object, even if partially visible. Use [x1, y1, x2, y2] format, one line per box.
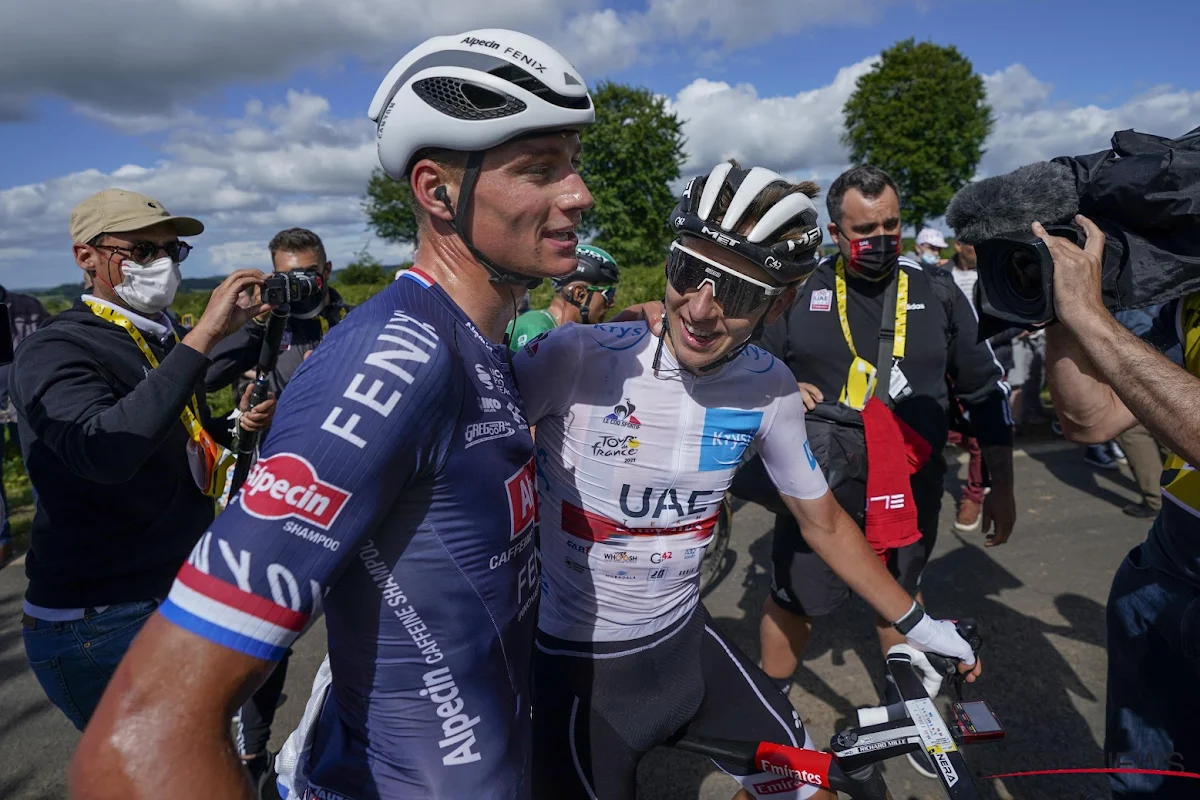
[9, 188, 276, 731]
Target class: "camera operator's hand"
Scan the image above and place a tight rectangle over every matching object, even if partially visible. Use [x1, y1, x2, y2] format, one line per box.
[182, 270, 271, 356]
[237, 384, 276, 433]
[1033, 214, 1106, 327]
[982, 483, 1016, 547]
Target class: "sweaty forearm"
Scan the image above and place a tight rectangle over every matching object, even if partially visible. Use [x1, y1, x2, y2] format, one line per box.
[797, 506, 912, 622]
[1046, 324, 1137, 442]
[1066, 311, 1200, 466]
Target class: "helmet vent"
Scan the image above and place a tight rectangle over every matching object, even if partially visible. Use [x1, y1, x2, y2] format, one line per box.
[413, 77, 527, 120]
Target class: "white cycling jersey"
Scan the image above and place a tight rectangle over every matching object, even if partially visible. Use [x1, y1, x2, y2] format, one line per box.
[514, 321, 829, 642]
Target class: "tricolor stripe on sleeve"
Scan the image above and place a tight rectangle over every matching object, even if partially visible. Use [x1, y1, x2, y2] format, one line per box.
[159, 563, 308, 660]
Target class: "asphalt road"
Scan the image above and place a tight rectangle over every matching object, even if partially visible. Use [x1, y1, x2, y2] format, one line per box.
[0, 439, 1148, 800]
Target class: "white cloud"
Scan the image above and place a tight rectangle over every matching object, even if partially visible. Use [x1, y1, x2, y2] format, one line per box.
[4, 51, 1199, 287]
[0, 0, 909, 115]
[671, 57, 879, 179]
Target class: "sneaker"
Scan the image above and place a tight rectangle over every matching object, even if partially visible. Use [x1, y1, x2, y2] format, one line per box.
[1123, 502, 1159, 519]
[1109, 441, 1128, 465]
[243, 753, 282, 800]
[1084, 445, 1119, 470]
[953, 498, 982, 532]
[907, 749, 939, 779]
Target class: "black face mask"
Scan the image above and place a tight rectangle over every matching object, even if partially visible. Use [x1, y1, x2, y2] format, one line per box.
[841, 233, 901, 280]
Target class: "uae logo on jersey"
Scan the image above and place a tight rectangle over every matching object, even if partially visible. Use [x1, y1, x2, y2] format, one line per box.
[506, 456, 538, 539]
[810, 288, 833, 312]
[240, 453, 352, 530]
[603, 398, 641, 429]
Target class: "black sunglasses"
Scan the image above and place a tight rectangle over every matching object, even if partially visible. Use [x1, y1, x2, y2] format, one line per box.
[95, 240, 192, 265]
[666, 242, 782, 318]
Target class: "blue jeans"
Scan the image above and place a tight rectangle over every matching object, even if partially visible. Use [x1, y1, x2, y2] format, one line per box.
[1105, 545, 1200, 797]
[22, 600, 159, 730]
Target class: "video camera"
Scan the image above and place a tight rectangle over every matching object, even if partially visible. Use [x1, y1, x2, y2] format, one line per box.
[947, 125, 1200, 331]
[262, 268, 324, 307]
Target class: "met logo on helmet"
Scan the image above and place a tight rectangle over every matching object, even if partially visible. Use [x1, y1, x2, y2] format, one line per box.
[700, 225, 741, 248]
[241, 453, 351, 530]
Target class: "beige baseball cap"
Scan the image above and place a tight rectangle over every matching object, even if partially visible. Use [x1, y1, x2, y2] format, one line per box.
[70, 188, 204, 244]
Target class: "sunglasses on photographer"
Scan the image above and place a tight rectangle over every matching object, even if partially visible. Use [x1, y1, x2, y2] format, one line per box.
[94, 240, 192, 265]
[666, 241, 783, 318]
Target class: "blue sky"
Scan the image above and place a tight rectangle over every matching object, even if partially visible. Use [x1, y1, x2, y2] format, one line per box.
[0, 0, 1196, 289]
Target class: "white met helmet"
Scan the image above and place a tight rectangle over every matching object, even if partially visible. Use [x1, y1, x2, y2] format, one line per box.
[368, 29, 595, 181]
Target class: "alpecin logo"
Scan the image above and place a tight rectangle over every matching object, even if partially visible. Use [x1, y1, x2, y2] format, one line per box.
[241, 453, 352, 530]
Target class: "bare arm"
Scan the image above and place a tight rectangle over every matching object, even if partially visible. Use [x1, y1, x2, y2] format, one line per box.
[1038, 216, 1200, 462]
[1045, 323, 1138, 443]
[780, 490, 912, 623]
[70, 613, 273, 800]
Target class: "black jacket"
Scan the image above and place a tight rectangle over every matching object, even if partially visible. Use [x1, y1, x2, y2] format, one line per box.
[760, 255, 1012, 453]
[10, 299, 231, 608]
[0, 286, 51, 414]
[204, 288, 351, 397]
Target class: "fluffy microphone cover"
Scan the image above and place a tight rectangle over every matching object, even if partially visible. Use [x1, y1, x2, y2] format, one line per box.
[946, 161, 1080, 244]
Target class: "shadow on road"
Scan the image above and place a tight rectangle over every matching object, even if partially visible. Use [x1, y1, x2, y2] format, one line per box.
[1025, 447, 1140, 511]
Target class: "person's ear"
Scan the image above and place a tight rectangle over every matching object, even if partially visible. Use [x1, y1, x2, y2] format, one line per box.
[412, 161, 457, 223]
[827, 222, 841, 248]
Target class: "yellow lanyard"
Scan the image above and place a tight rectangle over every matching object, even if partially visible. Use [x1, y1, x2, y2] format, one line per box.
[83, 300, 233, 499]
[316, 305, 347, 338]
[835, 261, 908, 364]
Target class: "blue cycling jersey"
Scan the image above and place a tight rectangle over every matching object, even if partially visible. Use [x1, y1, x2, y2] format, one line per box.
[160, 269, 540, 799]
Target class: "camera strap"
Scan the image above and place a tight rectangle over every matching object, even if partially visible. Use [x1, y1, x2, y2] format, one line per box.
[835, 261, 908, 407]
[84, 300, 234, 500]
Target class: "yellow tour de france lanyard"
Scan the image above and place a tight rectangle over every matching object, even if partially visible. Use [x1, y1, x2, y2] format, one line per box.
[835, 261, 909, 364]
[84, 300, 233, 500]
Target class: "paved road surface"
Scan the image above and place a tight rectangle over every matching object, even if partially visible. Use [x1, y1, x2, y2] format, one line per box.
[0, 441, 1147, 799]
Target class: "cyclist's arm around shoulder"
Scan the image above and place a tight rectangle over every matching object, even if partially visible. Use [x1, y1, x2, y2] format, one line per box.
[511, 323, 585, 426]
[70, 614, 268, 800]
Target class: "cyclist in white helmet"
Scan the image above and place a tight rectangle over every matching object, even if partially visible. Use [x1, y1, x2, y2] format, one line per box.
[517, 162, 982, 800]
[71, 29, 594, 800]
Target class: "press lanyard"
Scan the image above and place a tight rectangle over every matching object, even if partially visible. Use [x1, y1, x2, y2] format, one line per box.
[316, 304, 347, 338]
[835, 262, 909, 363]
[83, 300, 233, 499]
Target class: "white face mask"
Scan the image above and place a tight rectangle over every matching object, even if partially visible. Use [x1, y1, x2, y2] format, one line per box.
[920, 250, 940, 266]
[113, 256, 182, 315]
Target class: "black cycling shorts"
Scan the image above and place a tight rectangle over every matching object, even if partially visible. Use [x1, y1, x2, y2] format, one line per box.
[770, 457, 946, 617]
[531, 605, 821, 799]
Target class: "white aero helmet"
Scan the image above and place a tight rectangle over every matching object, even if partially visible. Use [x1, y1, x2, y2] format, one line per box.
[369, 29, 595, 180]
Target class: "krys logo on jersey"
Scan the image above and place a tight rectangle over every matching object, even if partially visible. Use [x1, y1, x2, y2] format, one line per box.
[698, 408, 763, 472]
[240, 453, 352, 530]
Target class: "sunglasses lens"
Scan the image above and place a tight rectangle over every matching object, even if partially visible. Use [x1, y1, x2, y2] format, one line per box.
[667, 245, 772, 318]
[130, 242, 158, 264]
[173, 241, 192, 263]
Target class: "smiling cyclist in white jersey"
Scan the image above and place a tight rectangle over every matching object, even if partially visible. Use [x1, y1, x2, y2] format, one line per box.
[514, 161, 982, 800]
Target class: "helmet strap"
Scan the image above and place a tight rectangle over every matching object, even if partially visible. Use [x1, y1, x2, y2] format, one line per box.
[435, 150, 544, 290]
[652, 301, 770, 376]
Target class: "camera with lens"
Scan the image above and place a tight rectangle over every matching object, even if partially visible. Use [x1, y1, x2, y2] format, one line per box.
[262, 268, 324, 307]
[948, 125, 1200, 331]
[974, 223, 1088, 327]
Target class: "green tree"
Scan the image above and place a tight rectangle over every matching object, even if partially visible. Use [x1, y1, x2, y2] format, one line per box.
[841, 39, 992, 233]
[364, 168, 418, 246]
[338, 248, 390, 285]
[579, 82, 686, 268]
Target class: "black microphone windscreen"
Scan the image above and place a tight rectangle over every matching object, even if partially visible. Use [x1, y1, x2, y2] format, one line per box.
[946, 161, 1080, 244]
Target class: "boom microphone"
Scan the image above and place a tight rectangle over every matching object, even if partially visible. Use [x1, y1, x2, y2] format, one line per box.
[945, 161, 1079, 245]
[947, 125, 1200, 331]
